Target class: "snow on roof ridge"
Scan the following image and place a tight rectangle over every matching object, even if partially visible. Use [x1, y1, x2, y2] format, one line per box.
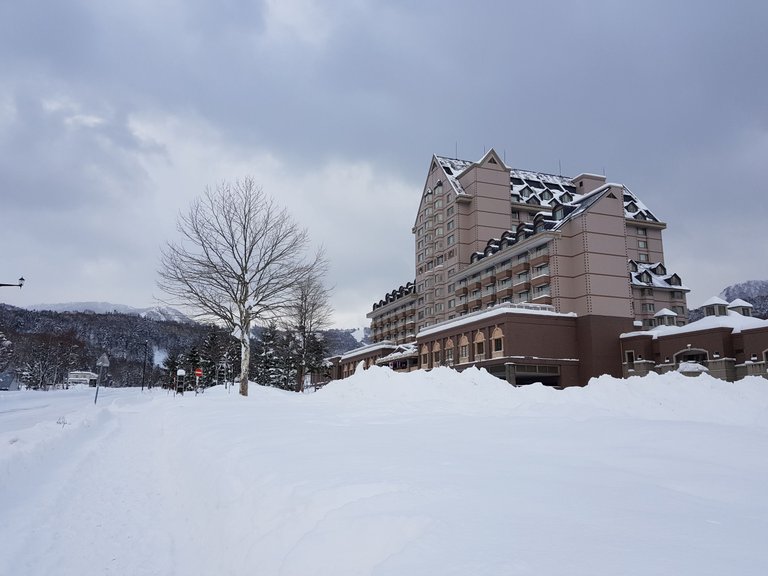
[654, 308, 677, 317]
[340, 340, 397, 361]
[621, 310, 768, 340]
[702, 296, 729, 306]
[728, 298, 753, 308]
[418, 302, 576, 338]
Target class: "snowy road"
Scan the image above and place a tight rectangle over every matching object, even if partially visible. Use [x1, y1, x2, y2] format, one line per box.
[2, 369, 768, 575]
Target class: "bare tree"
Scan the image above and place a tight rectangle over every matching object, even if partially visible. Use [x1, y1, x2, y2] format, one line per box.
[283, 250, 333, 392]
[158, 178, 315, 396]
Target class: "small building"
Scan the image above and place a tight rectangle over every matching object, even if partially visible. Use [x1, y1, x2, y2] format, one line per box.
[620, 298, 768, 382]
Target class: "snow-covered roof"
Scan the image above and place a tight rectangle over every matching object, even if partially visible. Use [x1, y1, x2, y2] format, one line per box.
[702, 296, 729, 307]
[630, 261, 690, 291]
[728, 298, 753, 309]
[654, 308, 677, 317]
[677, 361, 709, 373]
[434, 156, 473, 196]
[621, 310, 768, 340]
[418, 302, 576, 339]
[377, 343, 418, 364]
[340, 341, 397, 361]
[436, 154, 660, 224]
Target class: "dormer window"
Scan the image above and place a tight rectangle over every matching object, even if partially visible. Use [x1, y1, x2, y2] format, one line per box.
[541, 190, 553, 201]
[640, 272, 652, 283]
[561, 192, 573, 203]
[626, 201, 638, 212]
[655, 264, 666, 275]
[629, 261, 638, 272]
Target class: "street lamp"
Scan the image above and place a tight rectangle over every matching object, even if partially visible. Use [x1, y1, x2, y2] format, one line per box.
[0, 277, 24, 288]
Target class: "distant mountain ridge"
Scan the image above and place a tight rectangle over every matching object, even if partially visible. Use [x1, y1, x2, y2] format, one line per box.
[690, 279, 768, 322]
[719, 280, 768, 304]
[25, 302, 193, 324]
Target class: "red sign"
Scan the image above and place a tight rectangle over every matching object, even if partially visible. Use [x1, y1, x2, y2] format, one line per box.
[194, 367, 203, 378]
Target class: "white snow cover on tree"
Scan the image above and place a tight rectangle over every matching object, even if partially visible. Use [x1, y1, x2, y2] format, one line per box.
[1, 369, 768, 575]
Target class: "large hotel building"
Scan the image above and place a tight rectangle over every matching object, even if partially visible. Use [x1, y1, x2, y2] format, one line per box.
[328, 149, 768, 386]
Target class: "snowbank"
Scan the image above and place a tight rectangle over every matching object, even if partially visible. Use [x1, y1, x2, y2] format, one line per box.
[1, 371, 767, 575]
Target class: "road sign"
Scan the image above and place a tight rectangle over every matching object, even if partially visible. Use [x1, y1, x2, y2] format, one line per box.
[194, 367, 203, 378]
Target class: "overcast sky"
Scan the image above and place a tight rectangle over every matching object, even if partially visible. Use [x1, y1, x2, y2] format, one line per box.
[1, 0, 766, 328]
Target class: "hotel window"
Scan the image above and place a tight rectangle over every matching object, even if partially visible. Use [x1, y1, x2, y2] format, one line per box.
[511, 210, 519, 219]
[445, 348, 454, 363]
[494, 338, 503, 352]
[638, 240, 648, 249]
[447, 206, 454, 217]
[447, 234, 455, 246]
[459, 345, 469, 360]
[637, 227, 647, 236]
[435, 199, 443, 209]
[639, 253, 649, 262]
[446, 220, 454, 231]
[672, 291, 683, 299]
[448, 283, 455, 292]
[436, 226, 444, 236]
[448, 298, 455, 308]
[642, 303, 655, 312]
[475, 340, 485, 356]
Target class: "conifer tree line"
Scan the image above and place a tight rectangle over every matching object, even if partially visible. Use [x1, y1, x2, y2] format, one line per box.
[0, 305, 360, 391]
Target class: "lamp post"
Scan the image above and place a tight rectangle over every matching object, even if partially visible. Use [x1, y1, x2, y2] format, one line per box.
[0, 277, 24, 288]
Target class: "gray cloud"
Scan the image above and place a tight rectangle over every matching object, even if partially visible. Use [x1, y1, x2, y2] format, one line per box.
[1, 0, 767, 323]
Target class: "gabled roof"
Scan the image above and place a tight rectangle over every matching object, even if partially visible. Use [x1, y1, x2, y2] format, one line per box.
[621, 310, 768, 340]
[702, 296, 729, 307]
[728, 298, 753, 309]
[630, 261, 690, 291]
[654, 308, 678, 317]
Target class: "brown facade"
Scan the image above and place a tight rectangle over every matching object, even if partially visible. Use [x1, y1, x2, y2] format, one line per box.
[620, 314, 768, 382]
[341, 149, 696, 387]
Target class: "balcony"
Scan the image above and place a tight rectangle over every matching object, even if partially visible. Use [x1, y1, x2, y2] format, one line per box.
[531, 270, 550, 287]
[512, 261, 530, 274]
[530, 253, 549, 267]
[470, 280, 482, 291]
[481, 294, 496, 306]
[496, 287, 513, 299]
[455, 284, 468, 296]
[513, 281, 531, 293]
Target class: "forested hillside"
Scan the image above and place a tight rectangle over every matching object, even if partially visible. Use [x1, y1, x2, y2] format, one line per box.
[0, 304, 365, 389]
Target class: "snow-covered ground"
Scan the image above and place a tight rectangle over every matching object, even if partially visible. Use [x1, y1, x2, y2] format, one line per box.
[2, 368, 767, 575]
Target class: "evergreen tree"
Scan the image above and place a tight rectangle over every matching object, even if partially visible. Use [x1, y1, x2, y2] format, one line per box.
[201, 329, 225, 387]
[0, 332, 13, 373]
[253, 323, 280, 387]
[162, 352, 180, 389]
